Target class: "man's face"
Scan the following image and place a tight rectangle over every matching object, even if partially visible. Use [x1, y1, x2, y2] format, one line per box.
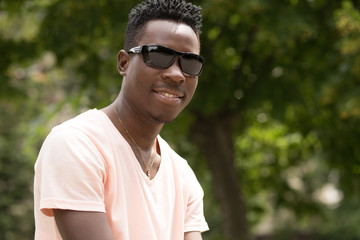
[120, 20, 200, 124]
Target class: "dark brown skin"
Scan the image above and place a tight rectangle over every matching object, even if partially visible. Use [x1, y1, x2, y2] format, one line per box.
[53, 210, 114, 240]
[53, 19, 203, 240]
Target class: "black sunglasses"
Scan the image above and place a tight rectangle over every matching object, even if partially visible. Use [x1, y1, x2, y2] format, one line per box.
[127, 45, 205, 76]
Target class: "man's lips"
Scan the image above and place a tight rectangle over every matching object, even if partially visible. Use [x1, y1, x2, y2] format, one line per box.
[156, 91, 182, 98]
[153, 89, 184, 99]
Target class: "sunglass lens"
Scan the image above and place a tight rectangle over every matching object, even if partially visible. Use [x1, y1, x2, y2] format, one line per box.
[143, 45, 204, 76]
[180, 55, 204, 76]
[146, 48, 175, 69]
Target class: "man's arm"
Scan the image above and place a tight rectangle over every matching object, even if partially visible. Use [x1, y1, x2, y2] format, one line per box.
[53, 209, 114, 240]
[185, 231, 203, 240]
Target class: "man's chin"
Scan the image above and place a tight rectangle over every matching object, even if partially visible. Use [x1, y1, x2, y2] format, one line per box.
[151, 114, 177, 124]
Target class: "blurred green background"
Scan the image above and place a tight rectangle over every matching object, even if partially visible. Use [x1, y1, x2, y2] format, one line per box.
[1, 0, 360, 239]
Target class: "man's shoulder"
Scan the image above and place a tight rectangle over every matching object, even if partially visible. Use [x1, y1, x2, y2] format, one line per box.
[38, 109, 116, 163]
[158, 136, 192, 171]
[51, 109, 106, 133]
[45, 109, 112, 145]
[157, 136, 182, 159]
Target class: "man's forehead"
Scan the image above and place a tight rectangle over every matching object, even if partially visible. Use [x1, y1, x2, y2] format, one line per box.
[139, 20, 200, 51]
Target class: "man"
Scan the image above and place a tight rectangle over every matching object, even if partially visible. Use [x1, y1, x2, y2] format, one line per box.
[34, 0, 208, 239]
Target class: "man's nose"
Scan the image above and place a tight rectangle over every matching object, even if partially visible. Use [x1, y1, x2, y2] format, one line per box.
[161, 57, 185, 83]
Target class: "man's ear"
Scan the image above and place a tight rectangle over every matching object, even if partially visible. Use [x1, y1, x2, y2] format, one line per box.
[117, 50, 130, 76]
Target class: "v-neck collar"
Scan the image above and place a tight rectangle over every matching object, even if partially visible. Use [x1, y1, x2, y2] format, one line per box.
[99, 109, 164, 186]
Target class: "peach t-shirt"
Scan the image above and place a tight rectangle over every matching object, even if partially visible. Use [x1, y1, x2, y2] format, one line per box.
[34, 109, 208, 239]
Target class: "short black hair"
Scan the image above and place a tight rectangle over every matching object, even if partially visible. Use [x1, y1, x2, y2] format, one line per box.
[124, 0, 202, 50]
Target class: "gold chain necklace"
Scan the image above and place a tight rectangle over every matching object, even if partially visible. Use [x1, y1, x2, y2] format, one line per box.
[113, 107, 155, 178]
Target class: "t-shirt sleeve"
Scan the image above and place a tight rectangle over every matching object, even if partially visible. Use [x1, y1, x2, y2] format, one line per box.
[183, 163, 209, 233]
[36, 126, 107, 216]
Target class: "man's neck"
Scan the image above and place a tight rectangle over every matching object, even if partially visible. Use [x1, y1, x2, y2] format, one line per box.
[102, 99, 163, 152]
